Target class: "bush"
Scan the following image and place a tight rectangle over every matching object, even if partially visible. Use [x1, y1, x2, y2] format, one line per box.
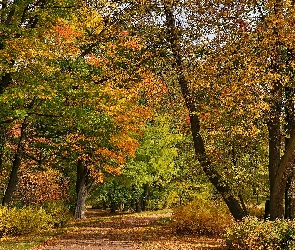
[225, 216, 295, 249]
[248, 205, 265, 219]
[42, 201, 72, 228]
[172, 199, 233, 236]
[0, 202, 72, 237]
[0, 206, 52, 237]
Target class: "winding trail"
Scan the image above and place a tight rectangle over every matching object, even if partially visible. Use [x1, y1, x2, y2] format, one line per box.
[33, 210, 225, 250]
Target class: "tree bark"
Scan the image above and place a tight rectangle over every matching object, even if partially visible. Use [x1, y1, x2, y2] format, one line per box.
[270, 130, 295, 220]
[268, 96, 283, 219]
[268, 0, 289, 220]
[284, 176, 295, 219]
[163, 3, 247, 220]
[0, 128, 6, 175]
[74, 159, 88, 219]
[135, 197, 142, 212]
[269, 80, 295, 220]
[132, 185, 142, 213]
[2, 119, 27, 206]
[141, 183, 149, 211]
[0, 73, 12, 94]
[110, 201, 116, 213]
[284, 87, 295, 219]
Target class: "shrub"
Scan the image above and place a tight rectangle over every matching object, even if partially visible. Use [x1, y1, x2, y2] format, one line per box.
[0, 202, 72, 237]
[172, 199, 233, 236]
[0, 206, 52, 237]
[248, 205, 265, 219]
[42, 201, 72, 228]
[225, 216, 295, 249]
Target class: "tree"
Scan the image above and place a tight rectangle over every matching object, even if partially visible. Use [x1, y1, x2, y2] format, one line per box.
[123, 115, 181, 211]
[0, 0, 87, 206]
[199, 0, 295, 219]
[89, 115, 183, 212]
[101, 0, 252, 220]
[0, 1, 153, 216]
[101, 0, 295, 221]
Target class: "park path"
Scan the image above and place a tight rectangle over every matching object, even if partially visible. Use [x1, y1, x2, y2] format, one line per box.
[33, 210, 225, 250]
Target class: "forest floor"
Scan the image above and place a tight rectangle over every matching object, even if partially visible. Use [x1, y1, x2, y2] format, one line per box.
[30, 209, 225, 250]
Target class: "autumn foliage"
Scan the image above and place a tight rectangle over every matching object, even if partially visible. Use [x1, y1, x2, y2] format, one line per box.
[2, 1, 295, 247]
[17, 169, 69, 205]
[173, 199, 233, 237]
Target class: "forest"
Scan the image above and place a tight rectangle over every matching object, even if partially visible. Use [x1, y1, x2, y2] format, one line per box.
[1, 0, 295, 249]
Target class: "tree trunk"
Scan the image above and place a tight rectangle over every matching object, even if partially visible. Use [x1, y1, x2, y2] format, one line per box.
[284, 87, 295, 219]
[102, 200, 107, 210]
[0, 128, 6, 175]
[284, 175, 295, 219]
[132, 185, 142, 212]
[110, 201, 116, 213]
[270, 130, 295, 220]
[268, 101, 283, 219]
[268, 0, 289, 220]
[2, 119, 27, 206]
[0, 73, 12, 94]
[163, 4, 247, 220]
[135, 197, 142, 212]
[141, 183, 149, 211]
[74, 160, 88, 219]
[284, 158, 295, 219]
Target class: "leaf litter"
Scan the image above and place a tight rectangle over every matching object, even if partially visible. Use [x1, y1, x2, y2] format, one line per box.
[32, 210, 225, 250]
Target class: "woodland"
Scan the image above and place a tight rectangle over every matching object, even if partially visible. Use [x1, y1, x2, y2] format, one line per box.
[1, 0, 295, 249]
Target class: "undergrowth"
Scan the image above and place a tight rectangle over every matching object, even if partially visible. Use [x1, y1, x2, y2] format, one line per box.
[225, 216, 295, 249]
[0, 202, 71, 238]
[173, 199, 233, 237]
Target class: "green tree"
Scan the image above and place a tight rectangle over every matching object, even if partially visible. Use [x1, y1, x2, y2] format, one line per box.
[0, 1, 152, 220]
[90, 115, 182, 212]
[0, 0, 80, 205]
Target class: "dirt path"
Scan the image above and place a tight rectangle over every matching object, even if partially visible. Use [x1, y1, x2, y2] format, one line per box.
[33, 210, 225, 250]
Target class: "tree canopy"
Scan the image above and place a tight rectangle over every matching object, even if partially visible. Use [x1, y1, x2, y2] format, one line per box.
[1, 0, 295, 221]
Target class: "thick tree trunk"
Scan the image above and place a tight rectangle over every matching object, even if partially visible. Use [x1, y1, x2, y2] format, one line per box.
[270, 130, 295, 220]
[268, 0, 290, 220]
[284, 87, 295, 219]
[2, 120, 27, 206]
[74, 160, 88, 219]
[163, 4, 247, 220]
[285, 175, 295, 219]
[268, 101, 283, 219]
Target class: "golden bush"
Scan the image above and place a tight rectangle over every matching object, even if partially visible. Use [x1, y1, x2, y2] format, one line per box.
[173, 199, 233, 236]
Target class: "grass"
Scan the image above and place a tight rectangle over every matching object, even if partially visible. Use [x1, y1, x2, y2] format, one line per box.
[0, 227, 71, 250]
